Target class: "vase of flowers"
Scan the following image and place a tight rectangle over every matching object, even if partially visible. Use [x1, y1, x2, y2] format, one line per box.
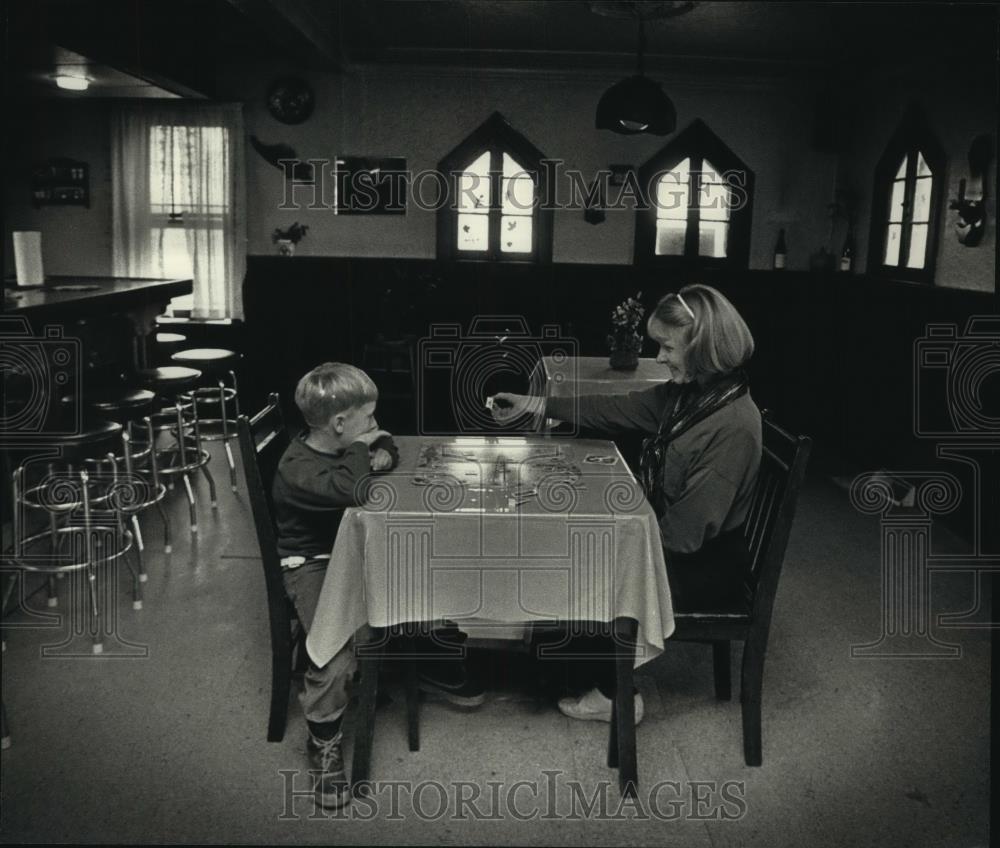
[607, 292, 645, 371]
[272, 222, 309, 256]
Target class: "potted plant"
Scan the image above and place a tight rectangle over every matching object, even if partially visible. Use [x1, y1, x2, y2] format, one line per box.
[272, 221, 309, 256]
[607, 292, 645, 371]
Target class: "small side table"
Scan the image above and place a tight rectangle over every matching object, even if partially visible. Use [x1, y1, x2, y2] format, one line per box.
[537, 355, 667, 428]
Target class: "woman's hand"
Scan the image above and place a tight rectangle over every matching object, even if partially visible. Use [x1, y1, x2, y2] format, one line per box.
[369, 447, 393, 471]
[489, 392, 544, 423]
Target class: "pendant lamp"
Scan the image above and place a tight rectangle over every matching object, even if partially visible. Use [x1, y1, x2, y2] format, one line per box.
[594, 1, 694, 136]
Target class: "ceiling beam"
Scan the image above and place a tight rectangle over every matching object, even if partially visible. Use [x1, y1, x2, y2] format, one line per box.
[224, 0, 342, 71]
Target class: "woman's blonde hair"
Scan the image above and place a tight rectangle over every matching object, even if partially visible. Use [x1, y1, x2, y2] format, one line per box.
[294, 362, 378, 428]
[647, 284, 754, 378]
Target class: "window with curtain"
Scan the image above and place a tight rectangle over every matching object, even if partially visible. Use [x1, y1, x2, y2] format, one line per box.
[867, 108, 944, 284]
[437, 112, 553, 263]
[112, 103, 246, 319]
[635, 119, 754, 269]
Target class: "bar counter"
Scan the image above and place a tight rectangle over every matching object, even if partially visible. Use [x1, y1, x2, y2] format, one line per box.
[4, 276, 192, 319]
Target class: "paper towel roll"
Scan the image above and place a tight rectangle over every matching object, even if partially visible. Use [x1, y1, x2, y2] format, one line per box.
[13, 231, 44, 287]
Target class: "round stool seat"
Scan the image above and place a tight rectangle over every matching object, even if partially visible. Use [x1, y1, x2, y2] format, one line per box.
[152, 332, 189, 367]
[140, 366, 202, 392]
[171, 348, 239, 369]
[87, 388, 156, 418]
[57, 417, 123, 451]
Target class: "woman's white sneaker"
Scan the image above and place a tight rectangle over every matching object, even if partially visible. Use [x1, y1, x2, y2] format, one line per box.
[557, 688, 644, 725]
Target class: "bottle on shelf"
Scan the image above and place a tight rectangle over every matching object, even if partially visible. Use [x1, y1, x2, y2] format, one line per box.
[839, 232, 853, 272]
[773, 228, 787, 270]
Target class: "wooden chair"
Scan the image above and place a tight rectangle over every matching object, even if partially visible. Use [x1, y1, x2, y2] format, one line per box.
[238, 394, 421, 762]
[672, 413, 811, 763]
[236, 392, 298, 742]
[610, 413, 811, 791]
[362, 336, 416, 433]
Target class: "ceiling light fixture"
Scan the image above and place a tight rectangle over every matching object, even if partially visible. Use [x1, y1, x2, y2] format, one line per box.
[593, 1, 695, 136]
[54, 74, 90, 91]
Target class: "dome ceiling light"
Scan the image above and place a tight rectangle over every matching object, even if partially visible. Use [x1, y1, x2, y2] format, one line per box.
[54, 73, 90, 91]
[592, 1, 695, 136]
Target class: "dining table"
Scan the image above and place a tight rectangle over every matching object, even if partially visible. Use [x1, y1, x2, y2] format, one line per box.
[305, 433, 676, 796]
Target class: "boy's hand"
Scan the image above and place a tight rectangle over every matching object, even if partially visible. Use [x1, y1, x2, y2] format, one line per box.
[370, 448, 393, 471]
[353, 428, 392, 448]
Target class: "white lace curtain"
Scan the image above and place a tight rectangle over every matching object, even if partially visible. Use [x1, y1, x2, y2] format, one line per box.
[111, 102, 246, 319]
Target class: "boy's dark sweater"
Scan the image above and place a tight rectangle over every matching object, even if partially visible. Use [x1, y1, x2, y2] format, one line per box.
[272, 433, 398, 559]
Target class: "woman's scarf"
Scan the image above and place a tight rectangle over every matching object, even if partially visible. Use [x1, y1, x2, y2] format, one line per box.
[638, 370, 749, 517]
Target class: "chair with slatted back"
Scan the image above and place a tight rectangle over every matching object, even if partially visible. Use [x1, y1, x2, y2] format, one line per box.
[236, 393, 298, 742]
[361, 336, 416, 434]
[669, 412, 812, 765]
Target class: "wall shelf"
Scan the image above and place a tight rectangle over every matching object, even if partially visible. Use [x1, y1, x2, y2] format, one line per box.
[31, 158, 89, 208]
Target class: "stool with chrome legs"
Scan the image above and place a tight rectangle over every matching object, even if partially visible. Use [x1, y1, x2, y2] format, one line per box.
[153, 332, 188, 365]
[72, 389, 168, 572]
[148, 401, 217, 534]
[7, 419, 124, 612]
[85, 416, 172, 586]
[171, 348, 241, 492]
[9, 452, 142, 653]
[139, 365, 202, 410]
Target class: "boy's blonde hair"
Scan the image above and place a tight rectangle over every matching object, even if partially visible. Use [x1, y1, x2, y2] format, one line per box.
[647, 284, 754, 379]
[294, 362, 378, 428]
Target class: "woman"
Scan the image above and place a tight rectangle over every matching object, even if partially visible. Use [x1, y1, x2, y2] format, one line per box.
[491, 284, 761, 724]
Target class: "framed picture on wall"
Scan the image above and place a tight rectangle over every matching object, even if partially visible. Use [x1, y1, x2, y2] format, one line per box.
[335, 156, 407, 214]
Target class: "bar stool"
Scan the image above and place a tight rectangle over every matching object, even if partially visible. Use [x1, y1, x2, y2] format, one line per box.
[171, 348, 241, 492]
[86, 416, 172, 580]
[13, 418, 123, 609]
[149, 401, 217, 533]
[64, 389, 162, 575]
[139, 365, 202, 407]
[87, 387, 156, 424]
[153, 332, 188, 366]
[8, 421, 142, 653]
[139, 365, 203, 509]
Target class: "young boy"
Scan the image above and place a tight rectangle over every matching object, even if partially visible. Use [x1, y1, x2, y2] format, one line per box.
[272, 362, 398, 810]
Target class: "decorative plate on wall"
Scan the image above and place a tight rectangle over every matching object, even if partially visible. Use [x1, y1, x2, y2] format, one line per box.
[266, 77, 315, 124]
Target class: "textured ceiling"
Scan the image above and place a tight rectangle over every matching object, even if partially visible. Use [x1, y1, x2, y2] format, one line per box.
[8, 0, 997, 99]
[338, 1, 997, 69]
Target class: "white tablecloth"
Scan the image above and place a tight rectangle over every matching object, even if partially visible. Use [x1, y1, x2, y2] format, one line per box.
[306, 436, 675, 669]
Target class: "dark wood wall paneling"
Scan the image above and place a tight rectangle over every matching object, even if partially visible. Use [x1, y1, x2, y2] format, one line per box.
[242, 255, 997, 482]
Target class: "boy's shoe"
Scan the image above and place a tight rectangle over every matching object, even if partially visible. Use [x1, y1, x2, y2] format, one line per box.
[557, 687, 644, 725]
[307, 730, 351, 809]
[418, 664, 486, 708]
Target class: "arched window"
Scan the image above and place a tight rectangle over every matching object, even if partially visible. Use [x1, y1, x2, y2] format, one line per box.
[437, 112, 552, 263]
[635, 120, 754, 268]
[867, 108, 945, 283]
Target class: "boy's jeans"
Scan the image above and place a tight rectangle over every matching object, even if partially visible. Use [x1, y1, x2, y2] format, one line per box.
[281, 558, 358, 725]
